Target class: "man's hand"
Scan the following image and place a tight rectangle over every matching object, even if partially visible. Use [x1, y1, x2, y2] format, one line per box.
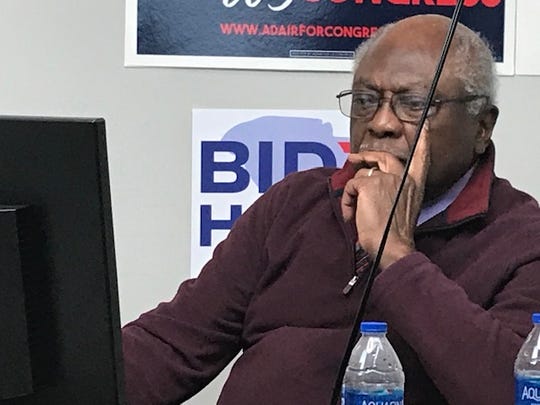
[341, 126, 431, 269]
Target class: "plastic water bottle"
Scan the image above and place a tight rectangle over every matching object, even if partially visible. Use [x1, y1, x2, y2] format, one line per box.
[515, 313, 540, 404]
[342, 321, 404, 405]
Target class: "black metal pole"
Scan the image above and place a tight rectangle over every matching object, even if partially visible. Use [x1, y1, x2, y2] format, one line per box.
[329, 3, 466, 404]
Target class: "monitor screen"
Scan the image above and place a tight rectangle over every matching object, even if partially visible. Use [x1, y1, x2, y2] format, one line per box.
[0, 116, 124, 405]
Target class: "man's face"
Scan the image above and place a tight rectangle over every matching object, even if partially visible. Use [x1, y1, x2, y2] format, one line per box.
[350, 31, 494, 200]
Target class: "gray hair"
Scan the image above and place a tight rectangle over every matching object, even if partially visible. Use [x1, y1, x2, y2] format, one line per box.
[353, 22, 498, 116]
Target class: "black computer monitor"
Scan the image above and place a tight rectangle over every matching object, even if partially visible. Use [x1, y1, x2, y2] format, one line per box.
[0, 116, 124, 404]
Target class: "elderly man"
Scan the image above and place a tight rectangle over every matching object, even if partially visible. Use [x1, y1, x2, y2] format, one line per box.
[122, 14, 540, 405]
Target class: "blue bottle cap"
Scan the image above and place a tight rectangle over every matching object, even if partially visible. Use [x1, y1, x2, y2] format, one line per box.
[360, 321, 387, 333]
[533, 313, 540, 324]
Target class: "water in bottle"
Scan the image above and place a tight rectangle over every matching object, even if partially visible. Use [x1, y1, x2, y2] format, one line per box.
[342, 321, 404, 405]
[515, 313, 540, 404]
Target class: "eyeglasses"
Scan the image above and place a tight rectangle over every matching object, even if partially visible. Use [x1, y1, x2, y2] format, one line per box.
[336, 89, 488, 123]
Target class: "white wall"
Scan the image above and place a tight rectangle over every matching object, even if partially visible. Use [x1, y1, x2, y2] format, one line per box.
[1, 1, 539, 404]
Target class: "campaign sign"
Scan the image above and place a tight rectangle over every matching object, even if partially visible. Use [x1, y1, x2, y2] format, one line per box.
[125, 0, 515, 74]
[191, 109, 349, 277]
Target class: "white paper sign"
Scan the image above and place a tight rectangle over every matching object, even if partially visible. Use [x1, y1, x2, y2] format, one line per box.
[191, 109, 349, 277]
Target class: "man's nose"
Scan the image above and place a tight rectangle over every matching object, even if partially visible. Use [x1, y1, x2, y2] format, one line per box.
[366, 100, 403, 138]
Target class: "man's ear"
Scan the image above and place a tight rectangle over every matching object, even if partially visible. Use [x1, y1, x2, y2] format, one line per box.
[475, 105, 499, 154]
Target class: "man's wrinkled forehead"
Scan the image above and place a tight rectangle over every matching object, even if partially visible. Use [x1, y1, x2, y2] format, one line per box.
[353, 20, 462, 93]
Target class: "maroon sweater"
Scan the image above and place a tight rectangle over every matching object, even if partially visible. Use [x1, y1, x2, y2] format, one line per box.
[122, 144, 540, 404]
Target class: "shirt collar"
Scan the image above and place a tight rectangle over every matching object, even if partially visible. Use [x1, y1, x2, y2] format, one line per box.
[417, 164, 475, 225]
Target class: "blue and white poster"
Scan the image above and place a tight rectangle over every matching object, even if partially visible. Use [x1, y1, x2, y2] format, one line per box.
[125, 0, 515, 74]
[191, 109, 349, 277]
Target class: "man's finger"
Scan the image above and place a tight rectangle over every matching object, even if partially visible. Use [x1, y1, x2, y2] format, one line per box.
[347, 150, 405, 176]
[341, 178, 361, 222]
[408, 122, 431, 189]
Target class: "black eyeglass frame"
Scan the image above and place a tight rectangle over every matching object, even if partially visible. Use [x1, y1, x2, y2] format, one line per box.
[336, 89, 489, 123]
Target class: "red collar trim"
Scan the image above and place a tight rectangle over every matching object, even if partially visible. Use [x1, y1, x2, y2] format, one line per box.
[329, 142, 495, 226]
[444, 142, 494, 224]
[330, 160, 355, 192]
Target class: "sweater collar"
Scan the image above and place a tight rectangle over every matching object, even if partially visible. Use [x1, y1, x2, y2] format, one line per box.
[329, 142, 495, 229]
